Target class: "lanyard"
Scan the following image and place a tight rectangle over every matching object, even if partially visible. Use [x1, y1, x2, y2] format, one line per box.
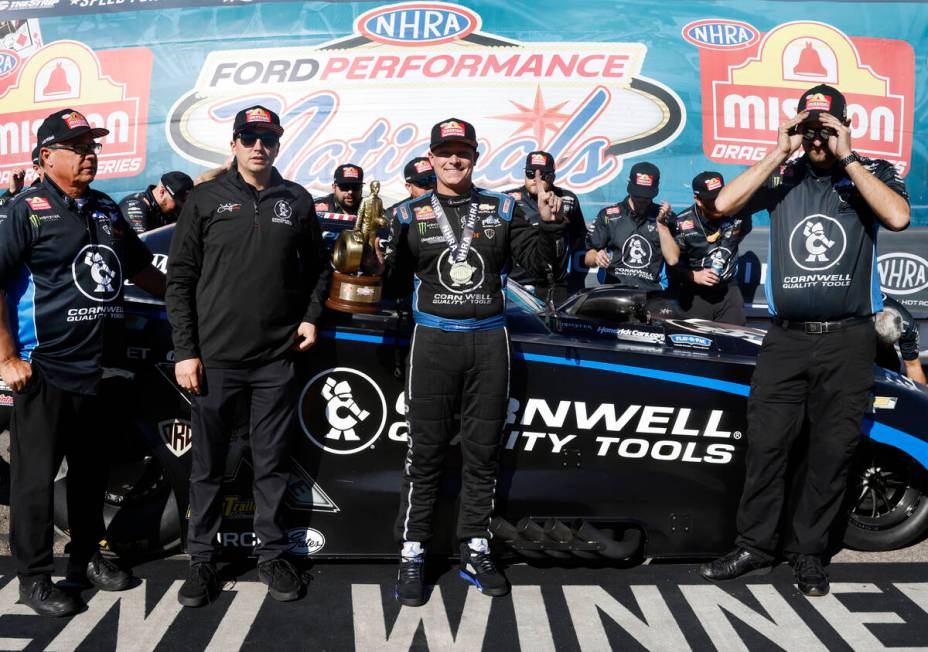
[430, 190, 480, 263]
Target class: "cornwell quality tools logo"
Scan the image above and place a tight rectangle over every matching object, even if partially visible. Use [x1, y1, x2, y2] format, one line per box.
[167, 1, 685, 200]
[0, 40, 152, 181]
[690, 21, 914, 175]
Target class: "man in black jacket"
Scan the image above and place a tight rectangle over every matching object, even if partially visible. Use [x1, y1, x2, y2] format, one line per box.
[166, 105, 330, 607]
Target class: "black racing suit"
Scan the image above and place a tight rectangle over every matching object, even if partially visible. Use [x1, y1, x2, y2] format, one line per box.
[384, 188, 563, 543]
[736, 155, 908, 559]
[672, 204, 752, 324]
[502, 185, 585, 304]
[876, 294, 920, 374]
[118, 185, 173, 234]
[167, 168, 330, 563]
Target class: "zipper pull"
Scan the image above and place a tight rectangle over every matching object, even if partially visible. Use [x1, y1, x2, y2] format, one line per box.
[254, 201, 259, 229]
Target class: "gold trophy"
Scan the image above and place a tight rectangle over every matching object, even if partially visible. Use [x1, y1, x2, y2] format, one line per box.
[326, 180, 388, 314]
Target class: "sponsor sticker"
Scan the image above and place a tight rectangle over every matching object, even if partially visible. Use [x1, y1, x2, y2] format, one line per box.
[678, 219, 695, 230]
[314, 202, 328, 212]
[158, 419, 193, 457]
[342, 166, 360, 179]
[670, 334, 713, 348]
[287, 527, 326, 556]
[413, 159, 432, 173]
[705, 177, 722, 190]
[217, 202, 241, 213]
[299, 367, 388, 455]
[606, 206, 621, 215]
[414, 205, 435, 221]
[25, 196, 51, 210]
[804, 92, 832, 112]
[245, 107, 271, 123]
[61, 110, 89, 129]
[635, 173, 653, 186]
[439, 120, 465, 138]
[788, 214, 847, 272]
[530, 153, 547, 166]
[71, 244, 122, 303]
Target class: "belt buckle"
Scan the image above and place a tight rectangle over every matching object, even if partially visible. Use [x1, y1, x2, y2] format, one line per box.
[805, 322, 824, 334]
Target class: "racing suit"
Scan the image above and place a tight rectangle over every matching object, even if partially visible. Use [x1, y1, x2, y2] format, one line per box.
[586, 198, 670, 292]
[672, 205, 752, 324]
[503, 185, 585, 304]
[384, 188, 563, 543]
[118, 185, 172, 234]
[736, 155, 908, 559]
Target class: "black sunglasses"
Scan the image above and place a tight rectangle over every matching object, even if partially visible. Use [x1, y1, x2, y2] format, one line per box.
[525, 169, 554, 180]
[336, 183, 362, 192]
[802, 127, 836, 142]
[237, 131, 280, 148]
[47, 142, 102, 156]
[409, 175, 436, 188]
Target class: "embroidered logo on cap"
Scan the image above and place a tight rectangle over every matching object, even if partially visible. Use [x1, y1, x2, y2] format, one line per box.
[342, 166, 360, 179]
[245, 108, 271, 123]
[61, 111, 90, 129]
[26, 196, 52, 210]
[530, 153, 548, 166]
[635, 173, 654, 186]
[805, 93, 832, 111]
[440, 120, 466, 138]
[705, 177, 722, 191]
[414, 160, 432, 173]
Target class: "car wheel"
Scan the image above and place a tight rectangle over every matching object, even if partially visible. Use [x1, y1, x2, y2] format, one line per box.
[843, 442, 928, 551]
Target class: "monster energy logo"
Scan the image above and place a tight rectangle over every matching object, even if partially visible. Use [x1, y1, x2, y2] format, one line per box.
[418, 222, 428, 235]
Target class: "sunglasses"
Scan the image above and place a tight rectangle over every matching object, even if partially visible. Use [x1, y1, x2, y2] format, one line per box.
[47, 142, 102, 156]
[409, 175, 436, 189]
[802, 127, 836, 142]
[237, 131, 280, 148]
[525, 169, 554, 180]
[336, 183, 362, 192]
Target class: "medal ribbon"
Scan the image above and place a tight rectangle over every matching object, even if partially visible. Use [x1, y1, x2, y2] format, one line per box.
[431, 190, 480, 262]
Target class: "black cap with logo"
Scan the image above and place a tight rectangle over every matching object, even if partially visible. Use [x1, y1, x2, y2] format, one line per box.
[524, 150, 555, 174]
[161, 171, 194, 207]
[430, 118, 478, 149]
[232, 105, 284, 136]
[334, 164, 364, 186]
[403, 157, 434, 185]
[37, 108, 109, 148]
[692, 171, 725, 200]
[627, 162, 660, 199]
[797, 84, 847, 122]
[31, 145, 40, 166]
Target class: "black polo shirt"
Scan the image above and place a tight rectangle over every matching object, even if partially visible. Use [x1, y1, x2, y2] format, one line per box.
[586, 197, 668, 292]
[0, 176, 152, 394]
[673, 204, 752, 282]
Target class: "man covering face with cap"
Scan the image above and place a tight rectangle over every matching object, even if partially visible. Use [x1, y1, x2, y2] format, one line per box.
[373, 117, 565, 607]
[701, 84, 909, 595]
[584, 161, 679, 292]
[119, 170, 194, 234]
[503, 151, 586, 305]
[0, 108, 165, 616]
[670, 172, 752, 324]
[167, 104, 330, 607]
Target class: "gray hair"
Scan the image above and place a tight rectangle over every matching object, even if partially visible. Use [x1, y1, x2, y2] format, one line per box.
[875, 308, 904, 345]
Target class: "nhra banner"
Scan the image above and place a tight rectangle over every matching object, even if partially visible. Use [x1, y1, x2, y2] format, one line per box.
[0, 1, 925, 312]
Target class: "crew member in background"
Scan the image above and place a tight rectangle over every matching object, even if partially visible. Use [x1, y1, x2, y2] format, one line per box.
[0, 168, 25, 206]
[118, 171, 193, 234]
[671, 172, 752, 325]
[584, 162, 678, 292]
[503, 151, 586, 305]
[875, 294, 925, 384]
[0, 109, 164, 617]
[700, 84, 910, 596]
[374, 118, 565, 607]
[167, 105, 330, 608]
[387, 157, 435, 216]
[314, 163, 364, 247]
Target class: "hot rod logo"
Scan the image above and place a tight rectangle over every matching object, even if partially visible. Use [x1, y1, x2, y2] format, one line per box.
[167, 1, 684, 200]
[697, 21, 913, 174]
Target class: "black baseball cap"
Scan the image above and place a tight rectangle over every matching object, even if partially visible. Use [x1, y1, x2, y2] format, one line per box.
[334, 163, 363, 185]
[403, 157, 434, 184]
[232, 105, 284, 136]
[525, 151, 555, 174]
[627, 162, 660, 199]
[31, 145, 40, 166]
[430, 118, 477, 149]
[37, 108, 109, 148]
[692, 171, 725, 200]
[797, 84, 847, 122]
[161, 171, 194, 206]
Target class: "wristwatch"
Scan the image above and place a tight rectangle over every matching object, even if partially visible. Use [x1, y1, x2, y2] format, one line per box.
[839, 151, 861, 169]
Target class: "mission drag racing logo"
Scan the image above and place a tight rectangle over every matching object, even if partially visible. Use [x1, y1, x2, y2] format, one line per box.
[299, 367, 387, 454]
[505, 397, 740, 464]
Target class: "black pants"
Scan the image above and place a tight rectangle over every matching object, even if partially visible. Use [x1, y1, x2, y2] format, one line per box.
[735, 320, 875, 559]
[395, 325, 509, 543]
[678, 281, 746, 325]
[10, 367, 105, 579]
[187, 357, 296, 563]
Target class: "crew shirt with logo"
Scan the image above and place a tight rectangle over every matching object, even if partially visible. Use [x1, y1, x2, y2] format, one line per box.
[118, 185, 171, 234]
[749, 155, 908, 321]
[314, 193, 356, 250]
[586, 197, 670, 292]
[673, 205, 752, 282]
[0, 177, 152, 394]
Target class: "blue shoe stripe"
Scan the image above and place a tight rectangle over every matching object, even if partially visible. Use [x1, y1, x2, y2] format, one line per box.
[459, 570, 484, 591]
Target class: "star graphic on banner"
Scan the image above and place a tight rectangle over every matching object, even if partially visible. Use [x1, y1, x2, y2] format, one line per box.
[492, 86, 571, 148]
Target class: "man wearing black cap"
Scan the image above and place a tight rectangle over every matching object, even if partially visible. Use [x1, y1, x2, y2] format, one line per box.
[0, 108, 165, 616]
[375, 117, 564, 607]
[584, 162, 679, 292]
[671, 172, 752, 325]
[700, 84, 910, 595]
[118, 171, 194, 234]
[313, 163, 364, 248]
[167, 104, 330, 607]
[387, 157, 435, 216]
[503, 151, 586, 304]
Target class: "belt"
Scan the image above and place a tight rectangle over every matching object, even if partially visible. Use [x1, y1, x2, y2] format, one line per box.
[774, 315, 872, 334]
[412, 309, 506, 332]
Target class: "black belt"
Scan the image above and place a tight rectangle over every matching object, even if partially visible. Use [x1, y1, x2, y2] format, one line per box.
[774, 315, 872, 334]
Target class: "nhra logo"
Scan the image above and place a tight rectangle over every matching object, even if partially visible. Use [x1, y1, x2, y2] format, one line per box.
[0, 50, 19, 80]
[878, 252, 928, 297]
[681, 19, 759, 51]
[621, 235, 652, 269]
[698, 21, 914, 174]
[71, 244, 122, 302]
[158, 419, 192, 458]
[355, 2, 481, 46]
[789, 215, 847, 272]
[287, 527, 326, 556]
[299, 367, 387, 455]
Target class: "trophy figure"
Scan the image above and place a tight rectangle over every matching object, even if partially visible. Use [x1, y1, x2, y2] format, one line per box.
[326, 180, 389, 313]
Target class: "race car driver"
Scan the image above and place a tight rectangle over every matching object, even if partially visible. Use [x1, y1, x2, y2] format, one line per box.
[314, 163, 364, 247]
[671, 172, 752, 325]
[167, 105, 330, 607]
[0, 108, 164, 617]
[503, 151, 586, 305]
[118, 171, 193, 233]
[386, 157, 435, 216]
[374, 117, 565, 607]
[584, 162, 679, 292]
[875, 294, 925, 384]
[700, 84, 910, 596]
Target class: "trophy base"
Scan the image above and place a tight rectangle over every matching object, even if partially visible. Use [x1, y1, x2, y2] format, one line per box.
[326, 271, 383, 314]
